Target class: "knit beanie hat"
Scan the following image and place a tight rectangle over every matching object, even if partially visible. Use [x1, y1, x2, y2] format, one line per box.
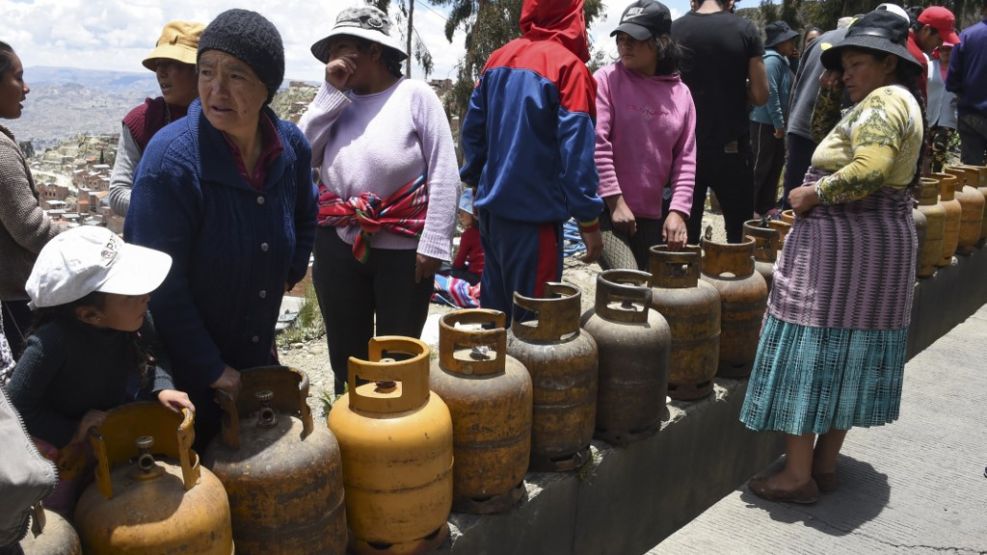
[197, 9, 284, 104]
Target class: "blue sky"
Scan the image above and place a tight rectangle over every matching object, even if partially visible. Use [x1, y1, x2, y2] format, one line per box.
[1, 0, 697, 82]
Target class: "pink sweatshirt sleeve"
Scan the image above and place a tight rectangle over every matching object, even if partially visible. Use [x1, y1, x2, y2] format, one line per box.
[593, 67, 621, 199]
[667, 84, 697, 218]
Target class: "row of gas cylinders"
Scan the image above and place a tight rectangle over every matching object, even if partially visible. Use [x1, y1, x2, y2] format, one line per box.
[910, 165, 987, 278]
[25, 238, 780, 555]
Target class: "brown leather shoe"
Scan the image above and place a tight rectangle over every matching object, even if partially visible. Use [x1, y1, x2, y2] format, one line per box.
[748, 476, 820, 504]
[812, 472, 839, 493]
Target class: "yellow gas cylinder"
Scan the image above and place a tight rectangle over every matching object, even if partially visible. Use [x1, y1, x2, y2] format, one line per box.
[780, 209, 795, 225]
[18, 509, 81, 555]
[429, 310, 532, 514]
[74, 403, 234, 555]
[945, 166, 985, 255]
[769, 219, 791, 249]
[204, 367, 346, 555]
[328, 337, 453, 555]
[917, 177, 946, 278]
[933, 172, 962, 266]
[507, 283, 599, 472]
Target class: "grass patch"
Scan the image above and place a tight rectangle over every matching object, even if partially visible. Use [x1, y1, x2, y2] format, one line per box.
[276, 282, 325, 348]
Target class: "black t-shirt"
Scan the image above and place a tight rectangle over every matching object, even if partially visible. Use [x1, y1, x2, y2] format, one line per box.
[672, 11, 764, 149]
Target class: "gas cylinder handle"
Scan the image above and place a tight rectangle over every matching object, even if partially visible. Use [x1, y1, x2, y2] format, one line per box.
[439, 309, 506, 376]
[216, 388, 241, 450]
[348, 337, 431, 414]
[510, 283, 581, 343]
[648, 245, 701, 288]
[595, 270, 652, 324]
[701, 238, 756, 279]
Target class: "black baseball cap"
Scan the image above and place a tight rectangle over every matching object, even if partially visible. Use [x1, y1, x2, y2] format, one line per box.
[611, 0, 673, 40]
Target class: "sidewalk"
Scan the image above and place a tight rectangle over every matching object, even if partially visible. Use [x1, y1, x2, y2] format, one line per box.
[647, 304, 987, 555]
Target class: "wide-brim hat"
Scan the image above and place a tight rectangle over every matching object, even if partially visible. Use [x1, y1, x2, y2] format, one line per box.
[311, 6, 408, 63]
[26, 227, 173, 309]
[764, 21, 799, 48]
[142, 20, 204, 71]
[821, 10, 922, 75]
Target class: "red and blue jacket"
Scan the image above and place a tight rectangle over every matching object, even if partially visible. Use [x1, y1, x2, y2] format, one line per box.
[459, 0, 603, 225]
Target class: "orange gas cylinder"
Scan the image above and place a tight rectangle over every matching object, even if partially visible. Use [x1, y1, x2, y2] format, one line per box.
[74, 403, 234, 555]
[18, 509, 81, 555]
[701, 238, 768, 379]
[769, 219, 792, 249]
[648, 245, 721, 400]
[743, 219, 781, 290]
[913, 207, 928, 278]
[429, 310, 532, 514]
[328, 337, 453, 555]
[780, 209, 795, 224]
[974, 165, 987, 242]
[204, 367, 346, 555]
[945, 166, 985, 255]
[917, 177, 946, 278]
[580, 270, 670, 445]
[933, 172, 962, 266]
[507, 284, 598, 472]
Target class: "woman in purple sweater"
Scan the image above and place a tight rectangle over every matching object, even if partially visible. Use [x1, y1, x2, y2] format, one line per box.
[595, 0, 697, 270]
[299, 7, 458, 394]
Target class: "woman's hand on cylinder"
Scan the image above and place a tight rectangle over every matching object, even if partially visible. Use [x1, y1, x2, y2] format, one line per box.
[210, 366, 241, 396]
[326, 57, 356, 91]
[789, 185, 821, 215]
[415, 254, 441, 284]
[605, 195, 637, 237]
[157, 389, 195, 414]
[663, 211, 688, 250]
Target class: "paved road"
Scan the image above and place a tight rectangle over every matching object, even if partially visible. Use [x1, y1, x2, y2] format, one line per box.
[647, 304, 987, 555]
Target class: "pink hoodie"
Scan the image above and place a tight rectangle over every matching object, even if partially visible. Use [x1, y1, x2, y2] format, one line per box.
[594, 62, 696, 220]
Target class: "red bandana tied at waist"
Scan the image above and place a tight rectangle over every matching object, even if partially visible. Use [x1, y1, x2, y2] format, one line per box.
[317, 175, 428, 262]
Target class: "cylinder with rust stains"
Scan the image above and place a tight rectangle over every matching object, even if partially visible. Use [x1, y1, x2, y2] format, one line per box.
[74, 403, 234, 555]
[328, 337, 453, 555]
[780, 209, 795, 225]
[742, 219, 781, 290]
[917, 177, 946, 278]
[19, 509, 82, 555]
[204, 366, 346, 554]
[973, 165, 987, 243]
[933, 172, 962, 266]
[429, 310, 532, 514]
[769, 219, 791, 249]
[648, 245, 721, 400]
[912, 207, 927, 278]
[507, 283, 598, 472]
[946, 166, 985, 254]
[701, 238, 768, 379]
[580, 270, 670, 445]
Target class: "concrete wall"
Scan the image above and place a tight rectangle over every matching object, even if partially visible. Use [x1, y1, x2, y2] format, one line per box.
[443, 248, 987, 555]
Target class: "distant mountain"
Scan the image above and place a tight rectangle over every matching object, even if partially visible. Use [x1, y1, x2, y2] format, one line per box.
[5, 67, 160, 151]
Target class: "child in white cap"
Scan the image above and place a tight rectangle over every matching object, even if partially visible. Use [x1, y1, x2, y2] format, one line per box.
[5, 226, 193, 516]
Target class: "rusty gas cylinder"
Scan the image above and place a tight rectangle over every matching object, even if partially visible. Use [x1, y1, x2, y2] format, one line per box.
[974, 165, 987, 243]
[205, 367, 346, 555]
[780, 209, 795, 224]
[74, 403, 234, 555]
[18, 509, 82, 555]
[742, 219, 781, 290]
[913, 207, 927, 278]
[769, 219, 791, 249]
[328, 337, 453, 555]
[429, 310, 532, 514]
[700, 238, 768, 379]
[648, 245, 721, 400]
[933, 172, 962, 266]
[917, 177, 946, 277]
[506, 283, 598, 472]
[580, 270, 670, 445]
[945, 166, 985, 255]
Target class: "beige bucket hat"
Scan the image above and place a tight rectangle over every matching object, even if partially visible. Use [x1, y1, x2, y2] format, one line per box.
[142, 20, 205, 70]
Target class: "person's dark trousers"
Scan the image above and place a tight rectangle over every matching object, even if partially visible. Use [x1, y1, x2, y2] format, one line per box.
[781, 132, 817, 209]
[687, 141, 754, 244]
[958, 112, 987, 166]
[599, 199, 669, 271]
[1, 300, 32, 360]
[448, 268, 481, 285]
[477, 209, 562, 325]
[751, 122, 786, 216]
[312, 227, 433, 395]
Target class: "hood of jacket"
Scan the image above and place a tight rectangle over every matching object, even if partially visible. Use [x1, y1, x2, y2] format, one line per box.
[519, 0, 590, 62]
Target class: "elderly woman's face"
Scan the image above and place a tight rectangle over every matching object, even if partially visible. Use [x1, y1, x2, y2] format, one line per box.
[840, 49, 897, 103]
[197, 50, 268, 136]
[0, 52, 30, 120]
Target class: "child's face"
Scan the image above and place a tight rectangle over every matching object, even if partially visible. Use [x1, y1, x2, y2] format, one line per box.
[458, 210, 474, 228]
[91, 293, 150, 332]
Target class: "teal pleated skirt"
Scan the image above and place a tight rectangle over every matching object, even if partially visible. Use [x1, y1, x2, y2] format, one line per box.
[739, 315, 909, 436]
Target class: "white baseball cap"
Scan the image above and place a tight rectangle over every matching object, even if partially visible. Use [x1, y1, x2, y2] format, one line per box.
[875, 3, 911, 24]
[26, 226, 172, 309]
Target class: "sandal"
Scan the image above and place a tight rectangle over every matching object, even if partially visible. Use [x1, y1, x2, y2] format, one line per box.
[748, 476, 820, 504]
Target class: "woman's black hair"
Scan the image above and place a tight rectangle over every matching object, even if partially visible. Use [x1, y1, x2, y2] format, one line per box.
[802, 27, 822, 47]
[0, 42, 15, 79]
[31, 291, 157, 388]
[880, 51, 928, 192]
[652, 34, 685, 75]
[353, 36, 404, 79]
[907, 6, 925, 32]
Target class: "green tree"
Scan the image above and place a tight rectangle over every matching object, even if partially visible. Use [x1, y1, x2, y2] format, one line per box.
[368, 0, 435, 78]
